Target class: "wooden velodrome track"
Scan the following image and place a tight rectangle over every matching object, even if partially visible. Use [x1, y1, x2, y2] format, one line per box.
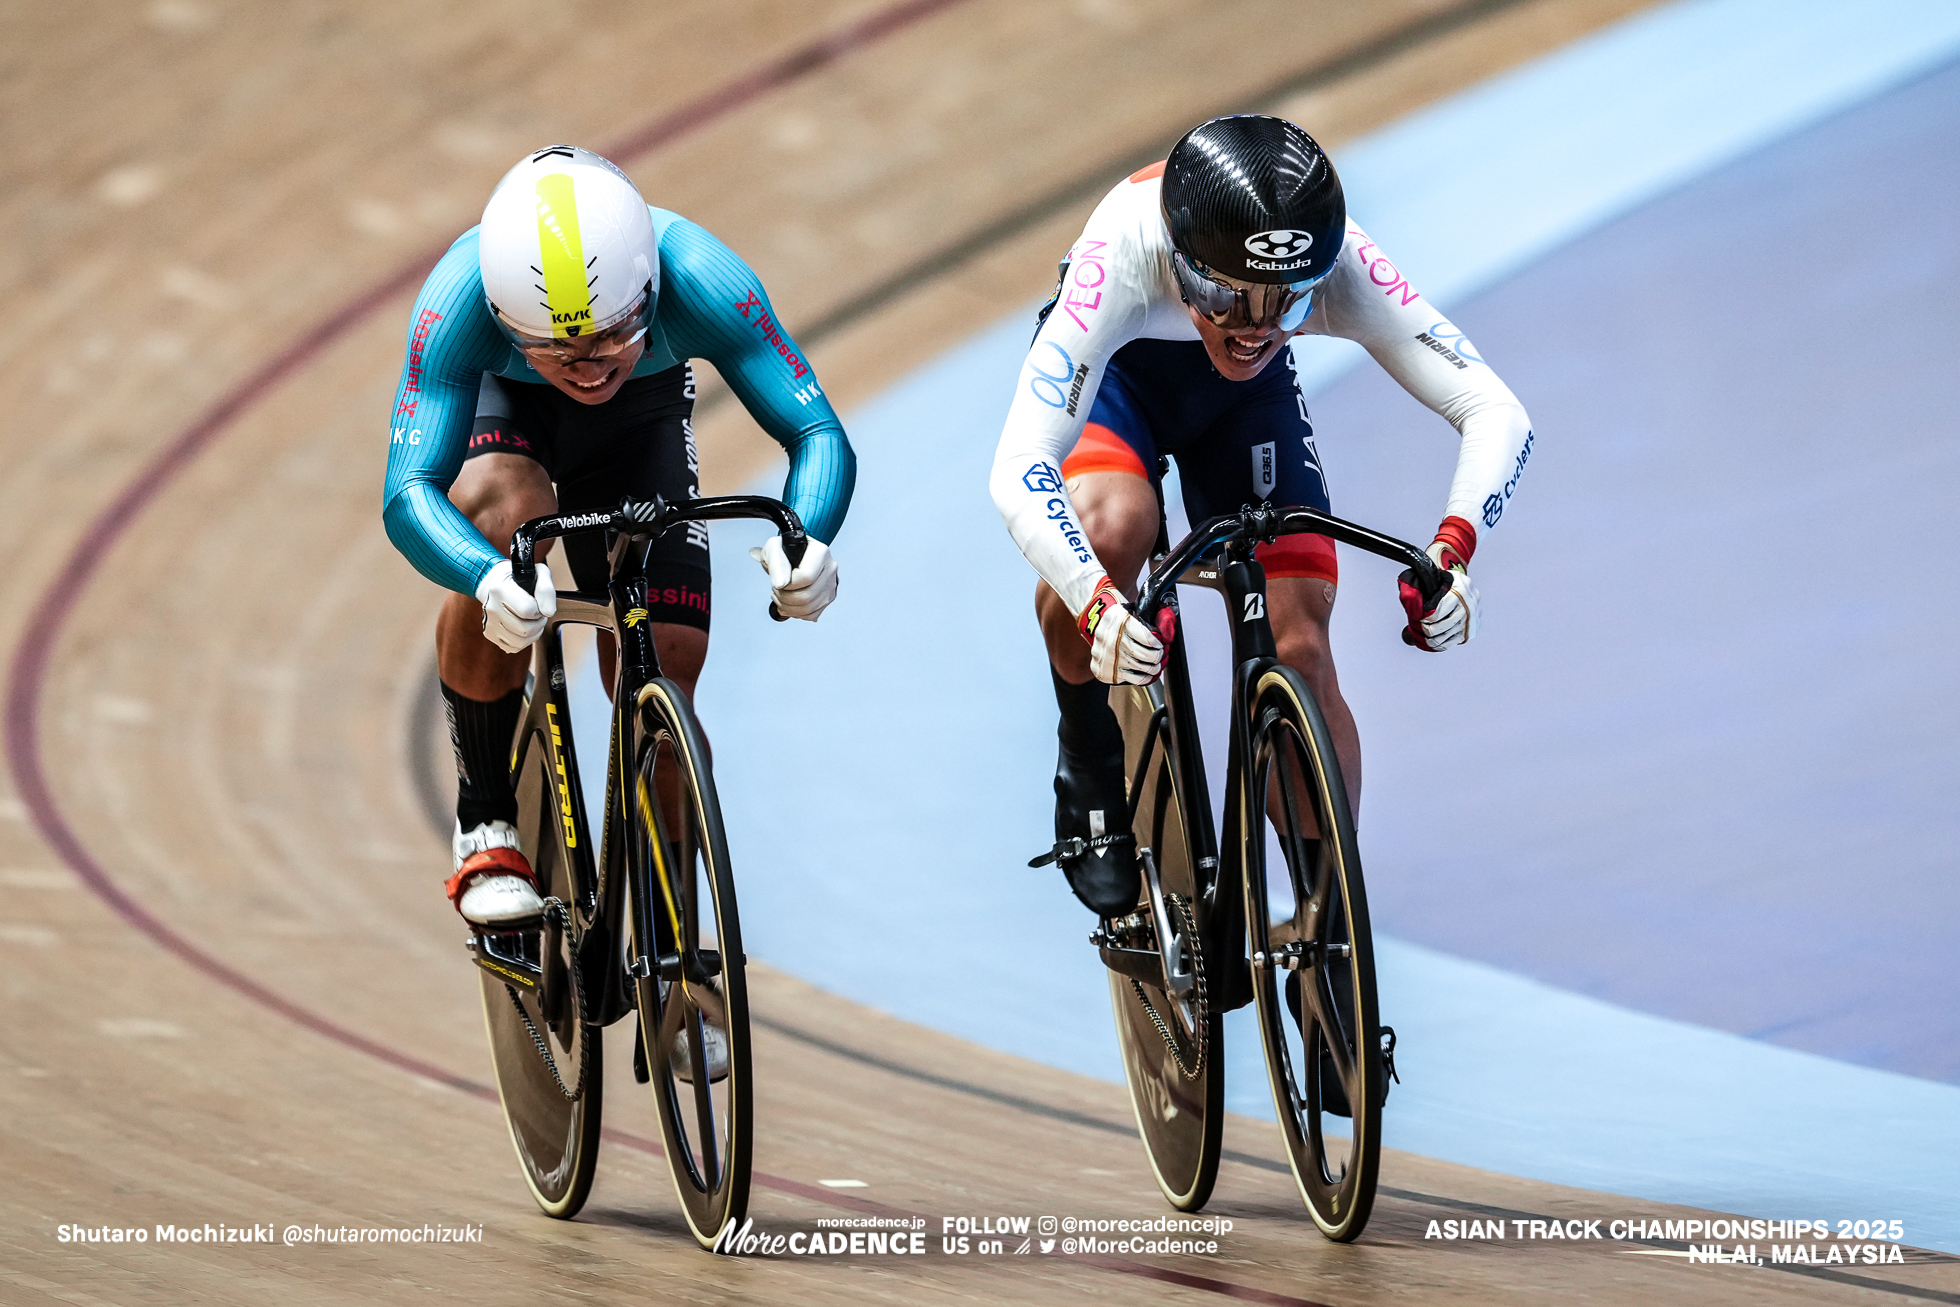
[5, 2, 1958, 1303]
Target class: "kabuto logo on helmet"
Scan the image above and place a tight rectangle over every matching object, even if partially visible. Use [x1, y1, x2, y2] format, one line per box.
[1245, 230, 1313, 259]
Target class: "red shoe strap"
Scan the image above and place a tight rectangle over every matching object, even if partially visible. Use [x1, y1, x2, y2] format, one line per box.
[445, 847, 537, 911]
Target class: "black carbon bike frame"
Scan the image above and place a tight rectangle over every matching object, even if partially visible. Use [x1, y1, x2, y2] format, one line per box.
[1124, 501, 1449, 995]
[476, 493, 806, 1023]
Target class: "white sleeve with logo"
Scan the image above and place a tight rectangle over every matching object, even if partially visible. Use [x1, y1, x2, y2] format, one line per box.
[988, 181, 1168, 617]
[1302, 223, 1534, 553]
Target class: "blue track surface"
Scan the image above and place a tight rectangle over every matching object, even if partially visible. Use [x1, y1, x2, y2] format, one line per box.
[565, 0, 1960, 1251]
[1318, 54, 1960, 1086]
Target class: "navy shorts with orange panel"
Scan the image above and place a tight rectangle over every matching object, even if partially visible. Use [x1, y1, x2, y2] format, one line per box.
[1060, 338, 1336, 583]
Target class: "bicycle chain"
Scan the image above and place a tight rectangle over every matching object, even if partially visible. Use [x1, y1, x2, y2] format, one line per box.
[502, 899, 588, 1103]
[1129, 892, 1208, 1080]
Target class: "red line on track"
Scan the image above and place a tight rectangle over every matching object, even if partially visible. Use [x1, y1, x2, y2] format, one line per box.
[0, 0, 972, 1184]
[600, 0, 972, 163]
[2, 0, 972, 1115]
[3, 13, 967, 1015]
[0, 4, 1337, 1300]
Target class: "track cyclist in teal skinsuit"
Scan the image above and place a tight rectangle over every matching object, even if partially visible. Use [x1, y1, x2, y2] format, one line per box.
[383, 145, 854, 929]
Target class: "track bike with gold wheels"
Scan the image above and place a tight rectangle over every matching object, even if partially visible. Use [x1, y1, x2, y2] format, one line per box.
[466, 493, 806, 1249]
[1089, 499, 1446, 1241]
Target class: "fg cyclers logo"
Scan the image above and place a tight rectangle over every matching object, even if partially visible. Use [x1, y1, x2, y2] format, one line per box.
[1244, 229, 1313, 260]
[1022, 461, 1064, 494]
[1481, 429, 1536, 528]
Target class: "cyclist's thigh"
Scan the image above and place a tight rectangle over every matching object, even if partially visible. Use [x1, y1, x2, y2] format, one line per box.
[1175, 356, 1337, 588]
[453, 373, 558, 543]
[550, 363, 712, 641]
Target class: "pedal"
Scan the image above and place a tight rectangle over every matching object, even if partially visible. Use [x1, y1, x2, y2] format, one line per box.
[1091, 907, 1154, 983]
[469, 928, 543, 990]
[1096, 910, 1153, 949]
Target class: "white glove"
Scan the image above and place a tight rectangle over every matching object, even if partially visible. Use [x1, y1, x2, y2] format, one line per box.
[1419, 569, 1478, 648]
[1078, 576, 1165, 685]
[1399, 541, 1479, 651]
[748, 535, 838, 621]
[475, 558, 555, 653]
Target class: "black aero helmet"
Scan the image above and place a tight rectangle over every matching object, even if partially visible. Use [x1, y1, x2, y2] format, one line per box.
[1163, 115, 1345, 329]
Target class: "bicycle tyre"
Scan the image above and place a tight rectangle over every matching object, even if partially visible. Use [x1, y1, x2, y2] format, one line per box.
[1107, 682, 1224, 1212]
[1243, 665, 1382, 1240]
[478, 718, 603, 1219]
[628, 679, 752, 1249]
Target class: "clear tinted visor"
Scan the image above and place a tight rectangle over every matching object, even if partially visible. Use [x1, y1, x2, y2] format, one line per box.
[491, 287, 651, 361]
[1172, 252, 1326, 332]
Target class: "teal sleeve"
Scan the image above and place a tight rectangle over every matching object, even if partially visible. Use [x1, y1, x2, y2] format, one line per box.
[379, 232, 511, 595]
[656, 220, 856, 543]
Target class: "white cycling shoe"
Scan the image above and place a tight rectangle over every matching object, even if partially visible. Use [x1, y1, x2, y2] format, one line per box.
[668, 1016, 731, 1085]
[447, 820, 544, 927]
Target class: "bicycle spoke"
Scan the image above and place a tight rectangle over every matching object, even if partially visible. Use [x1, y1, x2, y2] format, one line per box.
[689, 976, 728, 1029]
[658, 977, 687, 1048]
[1273, 729, 1328, 917]
[685, 1008, 721, 1188]
[638, 770, 683, 949]
[1314, 973, 1357, 1085]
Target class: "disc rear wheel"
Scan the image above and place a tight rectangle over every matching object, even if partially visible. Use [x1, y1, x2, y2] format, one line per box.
[478, 718, 602, 1219]
[1106, 683, 1223, 1212]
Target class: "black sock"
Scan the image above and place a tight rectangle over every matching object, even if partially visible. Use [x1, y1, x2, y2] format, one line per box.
[441, 682, 523, 830]
[1052, 667, 1122, 759]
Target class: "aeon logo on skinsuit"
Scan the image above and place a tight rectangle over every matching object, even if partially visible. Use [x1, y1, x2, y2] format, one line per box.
[1244, 230, 1313, 259]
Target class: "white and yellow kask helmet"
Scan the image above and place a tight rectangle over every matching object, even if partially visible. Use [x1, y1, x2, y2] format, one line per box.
[478, 145, 658, 347]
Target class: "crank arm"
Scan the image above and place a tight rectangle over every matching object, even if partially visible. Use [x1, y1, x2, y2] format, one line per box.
[1143, 849, 1196, 996]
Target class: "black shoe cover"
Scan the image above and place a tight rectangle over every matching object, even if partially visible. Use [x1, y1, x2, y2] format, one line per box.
[1053, 740, 1141, 916]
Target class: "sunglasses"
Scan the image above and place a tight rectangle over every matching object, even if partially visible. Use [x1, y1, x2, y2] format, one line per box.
[492, 288, 652, 364]
[1172, 252, 1326, 332]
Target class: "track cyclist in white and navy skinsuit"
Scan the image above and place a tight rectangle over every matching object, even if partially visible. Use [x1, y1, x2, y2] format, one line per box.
[990, 115, 1533, 918]
[383, 145, 854, 929]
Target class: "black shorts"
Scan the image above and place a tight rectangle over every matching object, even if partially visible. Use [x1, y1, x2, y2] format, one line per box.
[466, 364, 711, 632]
